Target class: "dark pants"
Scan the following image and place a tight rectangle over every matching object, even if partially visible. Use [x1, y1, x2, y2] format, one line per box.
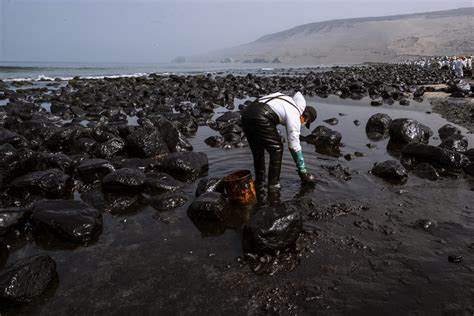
[241, 102, 283, 188]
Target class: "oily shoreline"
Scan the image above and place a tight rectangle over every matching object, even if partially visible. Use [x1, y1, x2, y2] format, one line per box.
[429, 95, 474, 132]
[0, 64, 473, 314]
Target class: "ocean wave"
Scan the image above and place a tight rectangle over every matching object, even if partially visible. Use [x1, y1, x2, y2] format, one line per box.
[2, 72, 154, 82]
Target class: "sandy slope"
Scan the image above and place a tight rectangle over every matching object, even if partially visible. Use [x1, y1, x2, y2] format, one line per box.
[203, 8, 474, 64]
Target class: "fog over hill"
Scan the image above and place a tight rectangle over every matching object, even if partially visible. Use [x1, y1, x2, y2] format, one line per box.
[201, 7, 474, 64]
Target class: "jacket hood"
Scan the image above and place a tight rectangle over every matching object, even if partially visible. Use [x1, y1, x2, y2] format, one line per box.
[293, 92, 306, 113]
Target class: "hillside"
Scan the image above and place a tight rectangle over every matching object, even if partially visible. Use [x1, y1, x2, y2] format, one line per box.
[204, 7, 474, 64]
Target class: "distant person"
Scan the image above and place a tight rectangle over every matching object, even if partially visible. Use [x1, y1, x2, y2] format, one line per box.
[470, 56, 474, 78]
[241, 92, 317, 192]
[453, 58, 464, 77]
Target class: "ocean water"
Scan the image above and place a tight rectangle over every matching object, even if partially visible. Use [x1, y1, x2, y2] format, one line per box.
[0, 61, 331, 81]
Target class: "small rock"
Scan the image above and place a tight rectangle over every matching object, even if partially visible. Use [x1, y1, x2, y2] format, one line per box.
[32, 200, 103, 243]
[78, 159, 116, 183]
[0, 206, 32, 235]
[448, 255, 462, 263]
[413, 163, 439, 181]
[195, 177, 225, 197]
[102, 168, 146, 192]
[371, 160, 408, 183]
[438, 134, 468, 153]
[366, 113, 392, 136]
[370, 100, 383, 106]
[126, 127, 169, 158]
[187, 192, 228, 222]
[0, 254, 57, 302]
[148, 191, 187, 211]
[94, 138, 126, 159]
[438, 124, 460, 141]
[323, 118, 339, 125]
[160, 152, 209, 182]
[204, 136, 224, 148]
[144, 172, 184, 194]
[415, 219, 437, 231]
[0, 241, 8, 267]
[11, 169, 72, 198]
[389, 118, 432, 144]
[399, 99, 410, 106]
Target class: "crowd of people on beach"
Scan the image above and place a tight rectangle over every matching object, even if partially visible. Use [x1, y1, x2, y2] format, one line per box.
[399, 55, 473, 79]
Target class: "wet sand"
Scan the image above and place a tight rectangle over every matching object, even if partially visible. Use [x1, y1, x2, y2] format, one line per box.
[0, 66, 473, 315]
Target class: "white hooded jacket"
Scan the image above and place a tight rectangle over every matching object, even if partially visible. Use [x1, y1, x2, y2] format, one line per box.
[258, 92, 306, 152]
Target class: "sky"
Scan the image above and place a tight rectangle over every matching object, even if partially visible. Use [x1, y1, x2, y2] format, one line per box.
[0, 0, 471, 63]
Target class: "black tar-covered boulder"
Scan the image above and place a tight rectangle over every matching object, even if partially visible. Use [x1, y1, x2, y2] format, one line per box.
[389, 118, 432, 144]
[126, 127, 169, 158]
[81, 189, 140, 214]
[148, 191, 187, 211]
[464, 163, 474, 176]
[402, 143, 470, 169]
[219, 124, 243, 136]
[187, 192, 228, 222]
[44, 128, 74, 152]
[438, 134, 468, 153]
[143, 172, 184, 194]
[112, 157, 161, 172]
[160, 152, 208, 182]
[0, 128, 29, 149]
[0, 241, 7, 267]
[438, 124, 460, 141]
[204, 136, 225, 148]
[0, 206, 32, 235]
[447, 79, 471, 97]
[162, 113, 198, 136]
[371, 160, 408, 183]
[243, 202, 302, 254]
[2, 149, 37, 185]
[0, 254, 56, 302]
[102, 168, 146, 192]
[31, 200, 102, 244]
[36, 152, 74, 174]
[466, 148, 474, 162]
[413, 163, 440, 181]
[0, 143, 17, 166]
[303, 125, 342, 147]
[153, 117, 193, 153]
[195, 177, 225, 197]
[94, 137, 126, 159]
[11, 169, 72, 198]
[78, 158, 116, 183]
[366, 113, 392, 136]
[215, 111, 241, 124]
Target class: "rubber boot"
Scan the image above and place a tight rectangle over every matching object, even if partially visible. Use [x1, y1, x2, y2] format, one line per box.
[267, 147, 283, 191]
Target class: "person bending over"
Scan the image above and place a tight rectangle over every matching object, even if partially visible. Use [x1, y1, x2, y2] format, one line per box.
[242, 92, 317, 191]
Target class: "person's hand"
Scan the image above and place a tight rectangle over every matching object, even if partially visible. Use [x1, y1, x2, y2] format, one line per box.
[299, 171, 316, 186]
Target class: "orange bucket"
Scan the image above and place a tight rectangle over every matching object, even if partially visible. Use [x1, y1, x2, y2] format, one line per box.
[223, 170, 257, 205]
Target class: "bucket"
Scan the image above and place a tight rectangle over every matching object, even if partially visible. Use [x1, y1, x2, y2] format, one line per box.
[223, 170, 257, 205]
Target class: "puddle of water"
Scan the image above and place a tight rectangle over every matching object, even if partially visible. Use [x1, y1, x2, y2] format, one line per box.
[192, 95, 473, 202]
[41, 102, 51, 112]
[126, 116, 139, 126]
[79, 120, 89, 127]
